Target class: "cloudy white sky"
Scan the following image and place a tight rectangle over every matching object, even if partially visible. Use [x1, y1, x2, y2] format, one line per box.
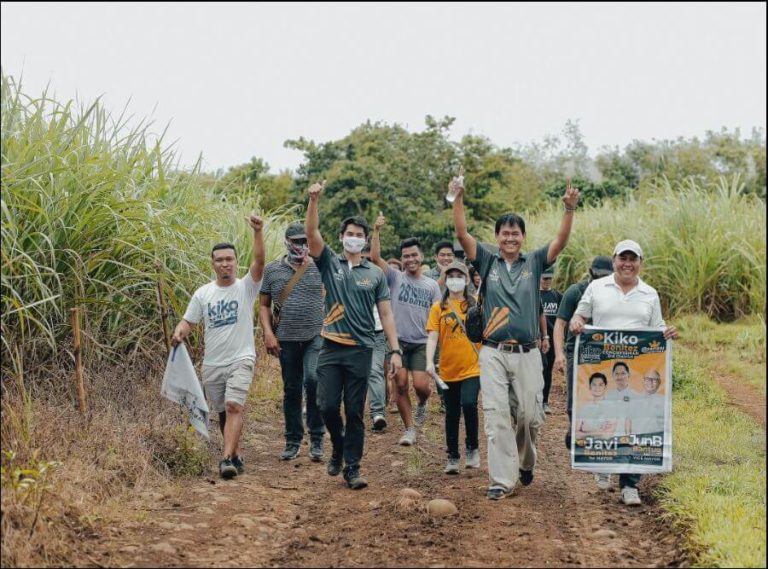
[2, 2, 765, 173]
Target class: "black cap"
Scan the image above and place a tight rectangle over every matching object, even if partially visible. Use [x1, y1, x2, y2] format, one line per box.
[542, 265, 555, 278]
[590, 255, 613, 276]
[285, 223, 306, 240]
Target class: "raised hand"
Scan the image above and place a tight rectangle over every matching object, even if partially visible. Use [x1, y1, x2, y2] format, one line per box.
[246, 213, 264, 232]
[307, 180, 326, 200]
[374, 211, 386, 231]
[563, 177, 580, 210]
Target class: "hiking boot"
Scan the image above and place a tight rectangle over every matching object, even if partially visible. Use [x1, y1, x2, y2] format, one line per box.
[372, 415, 387, 432]
[444, 458, 460, 475]
[486, 487, 512, 500]
[327, 450, 343, 477]
[398, 427, 417, 446]
[309, 439, 324, 462]
[414, 403, 428, 427]
[519, 469, 534, 486]
[595, 473, 612, 490]
[281, 443, 301, 461]
[232, 455, 245, 475]
[621, 487, 642, 506]
[543, 402, 552, 414]
[219, 457, 237, 480]
[343, 468, 368, 490]
[465, 448, 480, 469]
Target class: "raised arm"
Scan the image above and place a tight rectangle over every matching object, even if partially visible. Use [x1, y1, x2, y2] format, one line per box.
[305, 180, 326, 258]
[547, 179, 581, 264]
[450, 178, 478, 262]
[369, 212, 390, 272]
[246, 214, 265, 282]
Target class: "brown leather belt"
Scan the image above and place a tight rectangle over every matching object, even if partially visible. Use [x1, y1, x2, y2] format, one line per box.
[481, 339, 538, 353]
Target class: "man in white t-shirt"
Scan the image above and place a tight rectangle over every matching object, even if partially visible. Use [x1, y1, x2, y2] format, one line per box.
[171, 214, 265, 479]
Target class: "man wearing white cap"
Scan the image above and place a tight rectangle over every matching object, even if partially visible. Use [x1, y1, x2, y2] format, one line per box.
[569, 239, 678, 506]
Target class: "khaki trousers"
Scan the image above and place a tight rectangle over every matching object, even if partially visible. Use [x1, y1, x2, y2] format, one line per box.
[479, 346, 545, 491]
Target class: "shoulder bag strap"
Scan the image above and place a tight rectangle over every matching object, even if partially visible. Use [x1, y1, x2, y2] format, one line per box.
[276, 262, 309, 309]
[445, 302, 479, 356]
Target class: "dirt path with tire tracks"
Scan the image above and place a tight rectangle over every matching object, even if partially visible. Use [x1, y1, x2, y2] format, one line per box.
[86, 380, 688, 568]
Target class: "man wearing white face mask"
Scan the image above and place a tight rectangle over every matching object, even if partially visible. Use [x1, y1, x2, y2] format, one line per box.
[305, 181, 403, 490]
[259, 223, 326, 462]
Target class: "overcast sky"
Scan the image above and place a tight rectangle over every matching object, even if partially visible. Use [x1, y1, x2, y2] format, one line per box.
[2, 2, 765, 173]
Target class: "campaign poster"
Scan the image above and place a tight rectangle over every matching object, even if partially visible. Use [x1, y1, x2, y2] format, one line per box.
[571, 327, 672, 473]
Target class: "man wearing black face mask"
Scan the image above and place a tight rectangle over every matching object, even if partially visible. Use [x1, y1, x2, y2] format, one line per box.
[259, 222, 326, 462]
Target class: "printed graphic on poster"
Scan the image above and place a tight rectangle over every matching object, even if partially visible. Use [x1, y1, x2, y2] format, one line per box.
[571, 327, 672, 474]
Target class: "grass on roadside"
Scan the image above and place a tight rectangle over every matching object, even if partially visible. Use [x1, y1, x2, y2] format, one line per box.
[659, 333, 766, 568]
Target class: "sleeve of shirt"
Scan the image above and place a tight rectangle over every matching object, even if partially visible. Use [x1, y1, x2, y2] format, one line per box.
[260, 264, 274, 297]
[312, 244, 333, 274]
[648, 292, 666, 329]
[431, 282, 441, 304]
[556, 287, 577, 321]
[385, 264, 399, 289]
[473, 243, 491, 276]
[242, 271, 262, 303]
[574, 281, 595, 319]
[182, 290, 204, 325]
[533, 243, 551, 273]
[375, 267, 391, 302]
[426, 302, 441, 332]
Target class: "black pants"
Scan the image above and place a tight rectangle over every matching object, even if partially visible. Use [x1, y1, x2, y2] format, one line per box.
[278, 336, 325, 445]
[444, 377, 480, 459]
[316, 340, 373, 473]
[541, 347, 555, 404]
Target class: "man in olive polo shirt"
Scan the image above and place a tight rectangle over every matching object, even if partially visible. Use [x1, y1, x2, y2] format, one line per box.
[305, 180, 403, 490]
[452, 177, 581, 500]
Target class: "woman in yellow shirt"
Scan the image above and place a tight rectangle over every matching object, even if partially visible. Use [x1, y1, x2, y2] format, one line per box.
[426, 261, 481, 474]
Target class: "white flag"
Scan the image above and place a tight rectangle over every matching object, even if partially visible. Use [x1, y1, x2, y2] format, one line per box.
[161, 344, 209, 439]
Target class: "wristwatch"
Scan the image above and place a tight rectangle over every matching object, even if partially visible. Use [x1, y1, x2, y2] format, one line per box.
[389, 348, 403, 356]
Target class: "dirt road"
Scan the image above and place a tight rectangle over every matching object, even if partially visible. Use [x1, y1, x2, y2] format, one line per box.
[89, 382, 688, 568]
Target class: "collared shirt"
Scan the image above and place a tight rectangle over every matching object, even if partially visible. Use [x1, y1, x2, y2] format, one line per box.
[313, 245, 390, 349]
[556, 279, 590, 351]
[574, 275, 665, 329]
[472, 243, 550, 344]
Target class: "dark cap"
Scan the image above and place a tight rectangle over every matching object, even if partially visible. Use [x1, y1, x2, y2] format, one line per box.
[590, 255, 613, 276]
[542, 266, 555, 278]
[440, 260, 470, 278]
[285, 222, 306, 240]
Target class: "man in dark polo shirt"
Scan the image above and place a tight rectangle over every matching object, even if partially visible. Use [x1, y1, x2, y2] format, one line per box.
[305, 181, 403, 490]
[259, 222, 326, 462]
[451, 177, 580, 500]
[539, 267, 563, 414]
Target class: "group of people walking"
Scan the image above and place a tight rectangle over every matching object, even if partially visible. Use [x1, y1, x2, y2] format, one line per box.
[171, 174, 678, 506]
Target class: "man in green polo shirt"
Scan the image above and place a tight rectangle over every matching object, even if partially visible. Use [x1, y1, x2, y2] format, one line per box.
[305, 180, 403, 490]
[452, 177, 581, 500]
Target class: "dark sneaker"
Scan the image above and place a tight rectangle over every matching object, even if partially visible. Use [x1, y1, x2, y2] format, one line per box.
[344, 469, 368, 490]
[281, 443, 301, 461]
[564, 431, 572, 450]
[372, 415, 387, 432]
[219, 457, 237, 480]
[327, 451, 343, 476]
[486, 487, 512, 500]
[519, 469, 534, 486]
[232, 455, 245, 474]
[309, 439, 324, 462]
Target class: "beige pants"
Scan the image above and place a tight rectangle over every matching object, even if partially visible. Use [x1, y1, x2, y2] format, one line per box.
[479, 346, 545, 491]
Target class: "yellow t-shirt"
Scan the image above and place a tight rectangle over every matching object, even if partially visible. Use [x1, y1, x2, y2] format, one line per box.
[426, 299, 480, 382]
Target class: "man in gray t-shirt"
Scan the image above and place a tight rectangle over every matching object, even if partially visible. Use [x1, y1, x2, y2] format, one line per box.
[371, 213, 441, 446]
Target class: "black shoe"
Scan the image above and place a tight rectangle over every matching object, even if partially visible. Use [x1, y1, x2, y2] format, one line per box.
[219, 457, 237, 479]
[519, 469, 534, 486]
[309, 439, 324, 462]
[232, 455, 245, 474]
[564, 431, 572, 450]
[281, 443, 301, 461]
[344, 468, 368, 490]
[327, 451, 343, 476]
[371, 415, 387, 432]
[486, 487, 512, 500]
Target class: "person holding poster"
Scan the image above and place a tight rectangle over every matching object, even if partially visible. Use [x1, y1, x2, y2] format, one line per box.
[569, 239, 678, 506]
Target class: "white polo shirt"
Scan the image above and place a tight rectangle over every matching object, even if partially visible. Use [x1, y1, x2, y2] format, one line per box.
[574, 275, 665, 329]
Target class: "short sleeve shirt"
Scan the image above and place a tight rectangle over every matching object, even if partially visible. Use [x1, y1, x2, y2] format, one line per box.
[556, 279, 590, 351]
[313, 245, 389, 349]
[574, 275, 665, 330]
[260, 256, 324, 342]
[540, 289, 563, 336]
[426, 299, 480, 382]
[386, 266, 441, 344]
[182, 273, 261, 367]
[472, 243, 550, 343]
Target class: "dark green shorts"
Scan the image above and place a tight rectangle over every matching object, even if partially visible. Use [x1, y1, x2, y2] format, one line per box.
[400, 340, 427, 372]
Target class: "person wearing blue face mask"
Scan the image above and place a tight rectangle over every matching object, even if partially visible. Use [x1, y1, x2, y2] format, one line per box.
[259, 222, 326, 463]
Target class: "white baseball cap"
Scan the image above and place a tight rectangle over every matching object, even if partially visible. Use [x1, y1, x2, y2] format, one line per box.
[613, 239, 643, 258]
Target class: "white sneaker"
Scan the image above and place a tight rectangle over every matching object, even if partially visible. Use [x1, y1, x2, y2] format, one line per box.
[414, 403, 428, 427]
[543, 403, 552, 414]
[595, 473, 612, 490]
[621, 487, 642, 506]
[398, 427, 417, 446]
[465, 448, 480, 469]
[444, 458, 460, 474]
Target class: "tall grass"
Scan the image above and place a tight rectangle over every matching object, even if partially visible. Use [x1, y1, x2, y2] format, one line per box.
[1, 74, 294, 381]
[514, 176, 766, 320]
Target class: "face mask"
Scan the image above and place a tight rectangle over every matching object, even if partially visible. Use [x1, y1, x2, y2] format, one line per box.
[342, 237, 366, 254]
[285, 239, 308, 264]
[446, 277, 466, 293]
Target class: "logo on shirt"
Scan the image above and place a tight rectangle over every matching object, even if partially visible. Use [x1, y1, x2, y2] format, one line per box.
[207, 299, 239, 329]
[520, 269, 532, 280]
[334, 268, 344, 282]
[489, 268, 500, 282]
[356, 277, 373, 288]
